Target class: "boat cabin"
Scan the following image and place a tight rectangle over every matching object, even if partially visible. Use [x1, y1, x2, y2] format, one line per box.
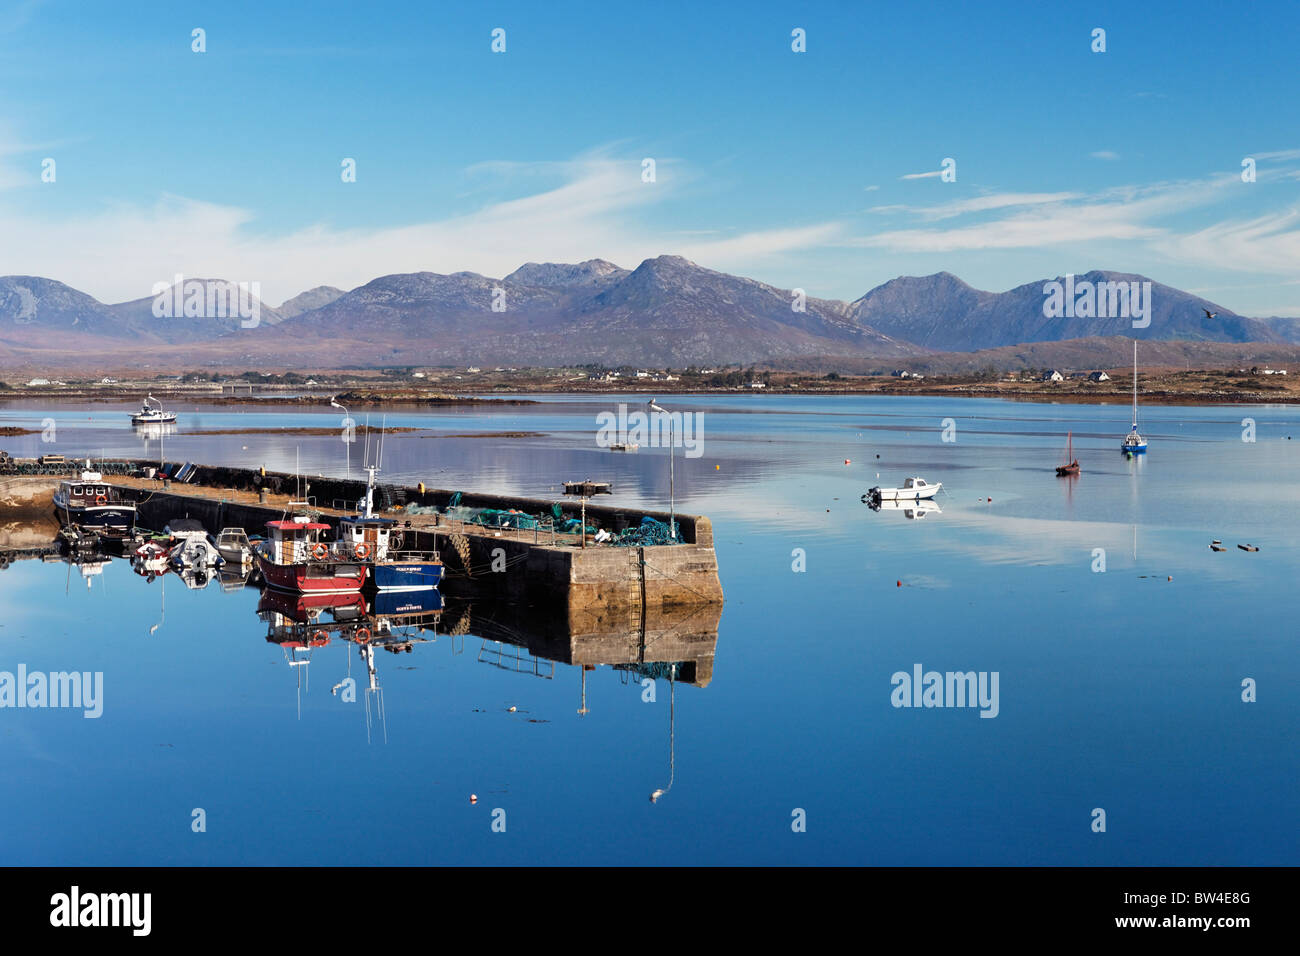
[902, 477, 929, 490]
[337, 515, 394, 562]
[265, 518, 335, 564]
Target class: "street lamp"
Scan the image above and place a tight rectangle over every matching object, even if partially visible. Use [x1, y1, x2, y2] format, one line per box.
[647, 399, 676, 541]
[330, 399, 351, 478]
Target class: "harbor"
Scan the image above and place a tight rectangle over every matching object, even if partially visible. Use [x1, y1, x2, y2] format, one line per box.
[0, 456, 723, 613]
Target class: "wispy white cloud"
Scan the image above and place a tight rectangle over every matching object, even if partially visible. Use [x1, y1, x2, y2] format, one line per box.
[1090, 150, 1120, 160]
[900, 169, 943, 180]
[0, 149, 841, 302]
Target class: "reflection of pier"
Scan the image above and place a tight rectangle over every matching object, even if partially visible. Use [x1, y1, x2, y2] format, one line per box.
[451, 599, 720, 689]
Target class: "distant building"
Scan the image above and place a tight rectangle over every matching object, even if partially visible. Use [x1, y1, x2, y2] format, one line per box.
[1088, 371, 1110, 382]
[1042, 370, 1064, 382]
[1264, 368, 1287, 375]
[100, 377, 118, 384]
[412, 372, 426, 379]
[25, 378, 50, 386]
[467, 367, 481, 373]
[746, 382, 767, 389]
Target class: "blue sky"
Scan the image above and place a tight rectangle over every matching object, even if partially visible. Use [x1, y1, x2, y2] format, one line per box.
[1, 0, 1297, 314]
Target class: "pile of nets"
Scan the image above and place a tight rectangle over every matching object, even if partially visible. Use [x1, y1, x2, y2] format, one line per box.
[613, 516, 678, 547]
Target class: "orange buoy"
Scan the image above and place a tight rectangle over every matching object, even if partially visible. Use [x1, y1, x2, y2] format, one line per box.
[844, 459, 851, 465]
[896, 580, 901, 587]
[311, 542, 328, 560]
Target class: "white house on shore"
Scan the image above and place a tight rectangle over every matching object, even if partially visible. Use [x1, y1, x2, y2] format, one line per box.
[1088, 371, 1110, 382]
[1042, 370, 1064, 382]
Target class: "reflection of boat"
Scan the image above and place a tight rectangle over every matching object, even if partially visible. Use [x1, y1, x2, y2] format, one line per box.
[610, 443, 638, 452]
[53, 465, 137, 535]
[253, 518, 366, 594]
[870, 498, 942, 520]
[1055, 431, 1080, 476]
[176, 566, 215, 590]
[863, 477, 940, 507]
[130, 395, 177, 425]
[1121, 341, 1148, 454]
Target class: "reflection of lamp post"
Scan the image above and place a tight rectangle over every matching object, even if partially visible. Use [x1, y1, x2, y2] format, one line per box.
[647, 400, 675, 541]
[330, 399, 351, 478]
[649, 664, 677, 803]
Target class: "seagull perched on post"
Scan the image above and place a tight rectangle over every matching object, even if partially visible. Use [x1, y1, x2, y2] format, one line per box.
[1203, 308, 1218, 320]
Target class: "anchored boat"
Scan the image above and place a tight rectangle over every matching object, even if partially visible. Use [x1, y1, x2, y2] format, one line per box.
[130, 395, 178, 425]
[1121, 341, 1148, 454]
[864, 477, 941, 507]
[1055, 431, 1080, 476]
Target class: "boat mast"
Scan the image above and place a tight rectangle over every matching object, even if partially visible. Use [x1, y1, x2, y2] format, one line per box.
[1132, 339, 1138, 429]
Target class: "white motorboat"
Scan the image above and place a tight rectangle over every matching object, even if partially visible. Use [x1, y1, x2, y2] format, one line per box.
[166, 519, 224, 569]
[210, 527, 254, 566]
[865, 476, 941, 502]
[130, 395, 178, 425]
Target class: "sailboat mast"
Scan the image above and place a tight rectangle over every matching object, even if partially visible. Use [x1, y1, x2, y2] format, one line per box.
[1132, 340, 1138, 427]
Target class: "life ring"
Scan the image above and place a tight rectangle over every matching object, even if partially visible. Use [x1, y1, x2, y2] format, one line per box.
[311, 543, 329, 560]
[354, 543, 371, 560]
[355, 627, 371, 644]
[309, 629, 327, 643]
[95, 495, 107, 506]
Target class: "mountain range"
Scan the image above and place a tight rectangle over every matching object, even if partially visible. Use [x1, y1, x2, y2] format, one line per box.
[0, 258, 1293, 370]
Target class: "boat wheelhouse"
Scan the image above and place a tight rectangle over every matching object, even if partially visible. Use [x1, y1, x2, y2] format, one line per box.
[53, 468, 137, 535]
[253, 517, 366, 594]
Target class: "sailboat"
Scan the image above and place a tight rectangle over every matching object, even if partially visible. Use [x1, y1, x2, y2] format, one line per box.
[1121, 340, 1148, 454]
[1055, 431, 1079, 476]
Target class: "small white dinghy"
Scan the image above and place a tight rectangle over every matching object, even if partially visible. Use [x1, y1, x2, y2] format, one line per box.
[863, 476, 941, 506]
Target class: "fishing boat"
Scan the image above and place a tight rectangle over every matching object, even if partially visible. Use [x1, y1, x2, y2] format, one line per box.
[1121, 341, 1148, 454]
[335, 465, 443, 591]
[1055, 431, 1080, 476]
[130, 395, 178, 425]
[253, 517, 367, 594]
[864, 476, 941, 505]
[52, 465, 137, 535]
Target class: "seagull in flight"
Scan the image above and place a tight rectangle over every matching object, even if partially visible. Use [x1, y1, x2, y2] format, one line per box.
[1203, 308, 1218, 320]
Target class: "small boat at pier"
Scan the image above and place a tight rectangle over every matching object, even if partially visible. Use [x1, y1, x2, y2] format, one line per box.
[336, 465, 443, 591]
[254, 517, 367, 594]
[53, 466, 137, 536]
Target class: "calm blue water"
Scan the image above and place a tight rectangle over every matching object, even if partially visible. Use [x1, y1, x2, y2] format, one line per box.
[1, 395, 1297, 865]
